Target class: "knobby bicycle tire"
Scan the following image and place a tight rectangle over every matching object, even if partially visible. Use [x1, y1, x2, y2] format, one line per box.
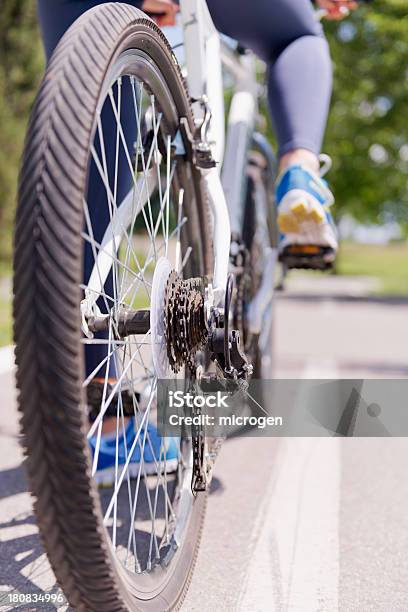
[14, 4, 213, 611]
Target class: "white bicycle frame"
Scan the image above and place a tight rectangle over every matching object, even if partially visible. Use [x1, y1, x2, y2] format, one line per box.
[180, 0, 259, 300]
[180, 0, 276, 329]
[84, 0, 276, 340]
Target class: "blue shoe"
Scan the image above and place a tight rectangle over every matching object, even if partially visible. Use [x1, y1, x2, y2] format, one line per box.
[275, 158, 338, 269]
[89, 419, 179, 486]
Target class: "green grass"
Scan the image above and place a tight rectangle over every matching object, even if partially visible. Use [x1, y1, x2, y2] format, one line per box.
[124, 288, 150, 310]
[337, 242, 408, 297]
[0, 298, 12, 347]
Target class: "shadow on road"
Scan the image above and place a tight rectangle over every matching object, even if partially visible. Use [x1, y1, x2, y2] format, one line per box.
[0, 465, 62, 610]
[0, 368, 63, 609]
[0, 456, 225, 610]
[0, 464, 27, 500]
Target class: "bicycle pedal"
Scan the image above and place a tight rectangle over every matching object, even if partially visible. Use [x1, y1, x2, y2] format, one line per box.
[278, 245, 336, 271]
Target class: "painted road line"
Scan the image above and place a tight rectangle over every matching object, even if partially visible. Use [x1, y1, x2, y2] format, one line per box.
[0, 345, 14, 376]
[238, 437, 340, 611]
[302, 357, 338, 380]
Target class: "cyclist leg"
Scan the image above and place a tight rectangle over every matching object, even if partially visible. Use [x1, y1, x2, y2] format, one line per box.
[38, 0, 144, 59]
[206, 0, 338, 263]
[206, 0, 331, 163]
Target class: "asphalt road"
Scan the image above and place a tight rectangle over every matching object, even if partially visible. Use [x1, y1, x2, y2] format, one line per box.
[1, 275, 408, 611]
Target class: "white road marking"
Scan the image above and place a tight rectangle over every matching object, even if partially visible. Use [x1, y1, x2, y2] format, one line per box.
[239, 352, 340, 611]
[301, 357, 338, 380]
[0, 345, 15, 376]
[238, 437, 340, 612]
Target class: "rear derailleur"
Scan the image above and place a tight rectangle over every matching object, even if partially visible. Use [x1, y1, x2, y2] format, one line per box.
[163, 270, 253, 492]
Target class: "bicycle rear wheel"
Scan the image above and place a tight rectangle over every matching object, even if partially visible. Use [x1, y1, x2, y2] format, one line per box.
[14, 4, 212, 610]
[241, 146, 278, 381]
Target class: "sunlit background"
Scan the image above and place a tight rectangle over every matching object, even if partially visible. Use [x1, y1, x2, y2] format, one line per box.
[1, 0, 407, 347]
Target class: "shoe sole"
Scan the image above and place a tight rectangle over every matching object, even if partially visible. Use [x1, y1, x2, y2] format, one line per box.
[94, 457, 179, 487]
[277, 197, 337, 270]
[279, 244, 336, 270]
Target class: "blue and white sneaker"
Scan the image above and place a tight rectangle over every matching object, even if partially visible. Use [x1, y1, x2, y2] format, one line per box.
[275, 157, 338, 270]
[89, 419, 179, 487]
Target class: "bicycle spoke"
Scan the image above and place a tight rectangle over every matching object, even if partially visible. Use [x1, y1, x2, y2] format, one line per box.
[165, 135, 171, 257]
[88, 336, 150, 439]
[175, 188, 184, 271]
[81, 69, 196, 577]
[91, 322, 115, 476]
[103, 383, 156, 523]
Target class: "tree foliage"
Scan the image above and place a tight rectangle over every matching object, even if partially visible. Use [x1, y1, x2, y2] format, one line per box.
[0, 0, 407, 269]
[0, 0, 43, 266]
[324, 0, 408, 226]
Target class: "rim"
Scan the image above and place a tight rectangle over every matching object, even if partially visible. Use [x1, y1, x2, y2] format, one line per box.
[80, 47, 197, 588]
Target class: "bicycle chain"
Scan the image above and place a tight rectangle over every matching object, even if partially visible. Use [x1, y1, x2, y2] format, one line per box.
[164, 270, 209, 490]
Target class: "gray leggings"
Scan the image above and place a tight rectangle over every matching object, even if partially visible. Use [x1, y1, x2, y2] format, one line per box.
[38, 0, 332, 158]
[206, 0, 332, 157]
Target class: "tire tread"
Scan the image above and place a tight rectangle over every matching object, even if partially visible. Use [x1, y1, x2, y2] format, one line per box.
[14, 4, 210, 611]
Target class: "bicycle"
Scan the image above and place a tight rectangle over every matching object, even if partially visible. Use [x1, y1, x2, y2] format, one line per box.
[14, 2, 277, 609]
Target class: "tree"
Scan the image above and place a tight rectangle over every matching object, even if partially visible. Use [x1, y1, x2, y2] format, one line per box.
[0, 1, 43, 267]
[323, 0, 408, 228]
